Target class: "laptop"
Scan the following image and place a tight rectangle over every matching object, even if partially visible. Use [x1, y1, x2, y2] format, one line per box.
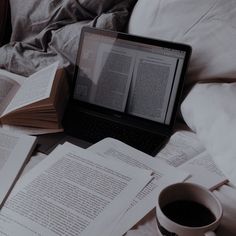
[61, 26, 191, 156]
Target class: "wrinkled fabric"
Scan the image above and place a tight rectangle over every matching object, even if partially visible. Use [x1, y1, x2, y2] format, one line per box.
[0, 0, 137, 76]
[128, 0, 236, 86]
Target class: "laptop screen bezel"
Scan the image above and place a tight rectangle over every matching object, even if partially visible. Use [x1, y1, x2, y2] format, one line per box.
[67, 26, 192, 135]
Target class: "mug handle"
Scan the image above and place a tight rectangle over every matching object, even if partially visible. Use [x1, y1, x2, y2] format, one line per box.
[204, 231, 216, 236]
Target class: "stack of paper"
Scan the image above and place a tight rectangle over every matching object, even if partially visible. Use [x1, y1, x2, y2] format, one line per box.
[88, 138, 189, 236]
[0, 138, 189, 236]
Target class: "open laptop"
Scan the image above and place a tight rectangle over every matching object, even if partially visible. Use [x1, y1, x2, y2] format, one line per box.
[61, 26, 191, 156]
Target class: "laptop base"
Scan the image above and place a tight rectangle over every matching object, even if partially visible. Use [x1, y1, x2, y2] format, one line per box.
[63, 109, 168, 156]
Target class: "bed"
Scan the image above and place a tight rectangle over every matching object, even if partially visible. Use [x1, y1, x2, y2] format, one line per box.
[1, 0, 236, 235]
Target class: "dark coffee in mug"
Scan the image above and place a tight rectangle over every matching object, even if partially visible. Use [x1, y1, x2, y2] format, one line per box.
[161, 200, 216, 227]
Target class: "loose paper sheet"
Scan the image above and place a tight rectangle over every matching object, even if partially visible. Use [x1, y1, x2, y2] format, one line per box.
[0, 128, 36, 206]
[156, 131, 228, 190]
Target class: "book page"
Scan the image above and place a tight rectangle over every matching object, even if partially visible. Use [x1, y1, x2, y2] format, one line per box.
[181, 151, 228, 190]
[0, 69, 26, 85]
[2, 62, 59, 116]
[0, 128, 36, 206]
[0, 77, 19, 105]
[0, 72, 23, 116]
[156, 131, 205, 166]
[155, 131, 228, 190]
[75, 43, 135, 112]
[0, 142, 152, 236]
[127, 52, 177, 123]
[92, 44, 135, 111]
[88, 138, 189, 236]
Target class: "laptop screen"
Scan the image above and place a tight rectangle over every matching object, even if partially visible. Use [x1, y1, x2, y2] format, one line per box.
[72, 27, 191, 129]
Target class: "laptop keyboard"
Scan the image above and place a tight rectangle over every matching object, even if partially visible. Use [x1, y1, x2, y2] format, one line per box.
[64, 112, 167, 156]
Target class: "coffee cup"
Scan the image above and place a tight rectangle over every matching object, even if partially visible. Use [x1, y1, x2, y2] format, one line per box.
[156, 183, 223, 236]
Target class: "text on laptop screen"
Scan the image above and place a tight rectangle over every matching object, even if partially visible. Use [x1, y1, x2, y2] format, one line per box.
[73, 29, 187, 125]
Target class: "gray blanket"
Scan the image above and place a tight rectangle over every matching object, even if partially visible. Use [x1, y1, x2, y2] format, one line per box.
[0, 0, 137, 77]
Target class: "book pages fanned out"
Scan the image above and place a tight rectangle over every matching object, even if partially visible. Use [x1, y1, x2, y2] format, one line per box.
[0, 62, 69, 134]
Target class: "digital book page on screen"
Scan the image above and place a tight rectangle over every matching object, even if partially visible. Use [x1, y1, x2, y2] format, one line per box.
[74, 30, 186, 125]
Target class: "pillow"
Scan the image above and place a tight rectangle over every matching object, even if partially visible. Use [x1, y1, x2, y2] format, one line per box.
[128, 0, 236, 85]
[181, 82, 236, 185]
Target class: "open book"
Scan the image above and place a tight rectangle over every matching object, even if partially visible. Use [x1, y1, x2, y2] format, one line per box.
[0, 128, 37, 207]
[0, 62, 69, 134]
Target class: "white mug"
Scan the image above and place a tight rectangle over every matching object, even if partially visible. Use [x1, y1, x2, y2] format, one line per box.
[156, 183, 223, 236]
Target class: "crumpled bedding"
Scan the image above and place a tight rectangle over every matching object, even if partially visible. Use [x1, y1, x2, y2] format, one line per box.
[0, 0, 137, 77]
